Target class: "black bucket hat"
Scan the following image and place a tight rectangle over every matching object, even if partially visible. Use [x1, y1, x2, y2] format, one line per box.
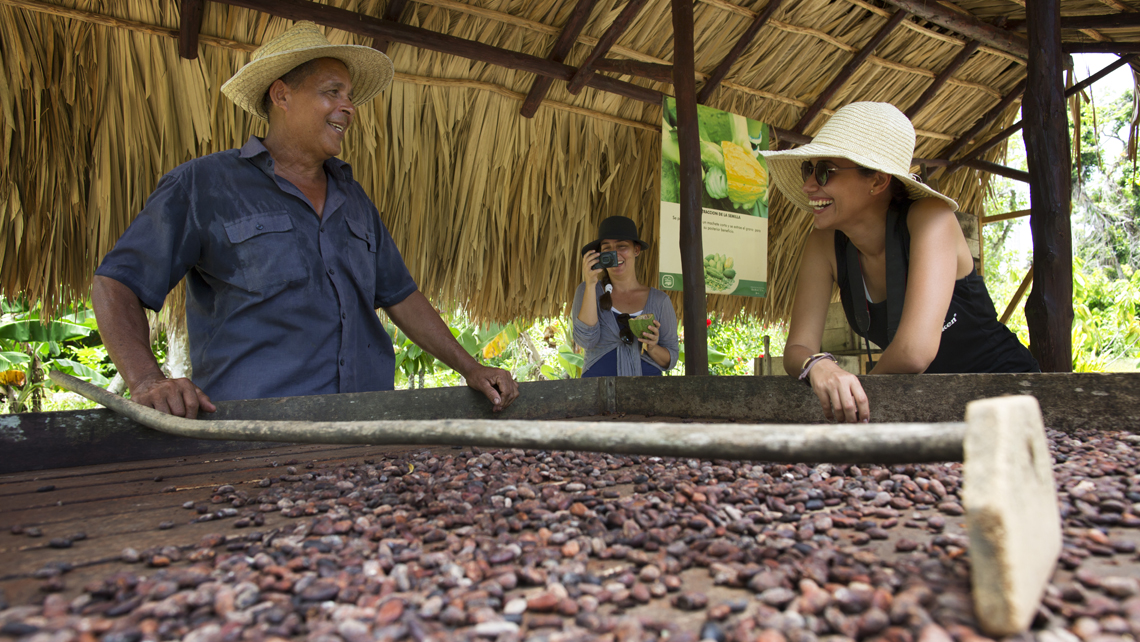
[581, 216, 650, 255]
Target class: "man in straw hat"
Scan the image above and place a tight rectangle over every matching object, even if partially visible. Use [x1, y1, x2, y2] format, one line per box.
[758, 102, 1037, 424]
[92, 21, 518, 417]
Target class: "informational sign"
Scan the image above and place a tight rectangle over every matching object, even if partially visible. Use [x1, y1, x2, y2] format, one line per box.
[659, 97, 768, 297]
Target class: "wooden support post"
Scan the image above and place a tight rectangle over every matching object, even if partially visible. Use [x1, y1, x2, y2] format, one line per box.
[520, 0, 599, 118]
[1023, 0, 1073, 372]
[371, 0, 409, 54]
[213, 0, 663, 105]
[671, 0, 707, 376]
[791, 9, 909, 135]
[879, 0, 1028, 59]
[178, 0, 205, 60]
[696, 0, 784, 104]
[905, 40, 980, 119]
[565, 0, 650, 95]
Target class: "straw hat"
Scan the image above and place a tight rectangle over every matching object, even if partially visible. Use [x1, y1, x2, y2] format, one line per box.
[221, 21, 394, 120]
[758, 102, 958, 212]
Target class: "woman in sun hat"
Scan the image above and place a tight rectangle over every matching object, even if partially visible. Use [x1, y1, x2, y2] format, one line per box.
[759, 102, 1038, 423]
[572, 216, 679, 377]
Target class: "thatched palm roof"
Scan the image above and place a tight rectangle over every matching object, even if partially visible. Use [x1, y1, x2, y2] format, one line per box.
[0, 0, 1136, 324]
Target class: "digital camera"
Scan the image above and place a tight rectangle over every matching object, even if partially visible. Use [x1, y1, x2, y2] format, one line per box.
[594, 250, 619, 269]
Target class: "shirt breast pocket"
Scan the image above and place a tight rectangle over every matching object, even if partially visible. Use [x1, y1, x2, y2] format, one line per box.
[344, 215, 378, 298]
[223, 213, 308, 293]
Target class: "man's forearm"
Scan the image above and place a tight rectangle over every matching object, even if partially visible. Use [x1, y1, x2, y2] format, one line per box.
[91, 275, 164, 390]
[386, 291, 481, 377]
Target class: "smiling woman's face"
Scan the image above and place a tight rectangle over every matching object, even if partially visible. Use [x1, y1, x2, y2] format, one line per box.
[599, 239, 640, 274]
[800, 157, 882, 228]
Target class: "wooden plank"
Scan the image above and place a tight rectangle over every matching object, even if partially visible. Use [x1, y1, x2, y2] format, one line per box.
[982, 209, 1031, 225]
[1000, 267, 1034, 324]
[792, 9, 909, 135]
[212, 0, 663, 105]
[905, 40, 981, 119]
[371, 0, 410, 54]
[593, 57, 674, 82]
[671, 0, 708, 376]
[565, 0, 650, 95]
[178, 0, 205, 60]
[520, 0, 600, 118]
[879, 0, 1028, 58]
[1023, 0, 1073, 372]
[696, 0, 784, 104]
[1011, 12, 1140, 31]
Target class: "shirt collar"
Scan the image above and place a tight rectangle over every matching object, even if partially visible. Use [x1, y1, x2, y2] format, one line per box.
[239, 135, 354, 182]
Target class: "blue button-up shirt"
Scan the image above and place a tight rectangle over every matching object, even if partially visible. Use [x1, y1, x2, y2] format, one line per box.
[96, 136, 417, 401]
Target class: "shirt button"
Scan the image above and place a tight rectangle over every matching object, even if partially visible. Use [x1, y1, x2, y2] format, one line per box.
[341, 312, 346, 320]
[328, 268, 335, 275]
[339, 358, 345, 366]
[256, 224, 264, 230]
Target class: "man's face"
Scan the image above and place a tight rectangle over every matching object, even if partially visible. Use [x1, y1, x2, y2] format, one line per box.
[274, 58, 356, 160]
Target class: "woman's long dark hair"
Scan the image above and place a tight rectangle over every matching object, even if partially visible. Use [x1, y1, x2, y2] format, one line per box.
[599, 270, 614, 311]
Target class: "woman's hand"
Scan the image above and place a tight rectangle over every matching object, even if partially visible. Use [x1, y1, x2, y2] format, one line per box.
[638, 320, 661, 349]
[581, 251, 603, 285]
[807, 360, 870, 423]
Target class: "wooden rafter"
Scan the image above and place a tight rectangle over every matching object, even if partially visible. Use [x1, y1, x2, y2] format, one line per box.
[696, 0, 784, 104]
[520, 0, 599, 118]
[943, 56, 1132, 172]
[212, 0, 662, 105]
[879, 0, 1028, 58]
[1011, 12, 1140, 31]
[791, 9, 909, 135]
[593, 57, 673, 82]
[178, 0, 205, 60]
[371, 0, 410, 54]
[905, 39, 980, 119]
[565, 0, 650, 95]
[1064, 42, 1140, 54]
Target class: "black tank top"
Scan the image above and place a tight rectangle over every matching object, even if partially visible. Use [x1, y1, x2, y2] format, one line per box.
[835, 210, 1040, 374]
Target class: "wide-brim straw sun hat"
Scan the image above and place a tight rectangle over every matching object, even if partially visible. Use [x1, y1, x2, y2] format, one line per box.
[758, 102, 958, 213]
[221, 21, 394, 120]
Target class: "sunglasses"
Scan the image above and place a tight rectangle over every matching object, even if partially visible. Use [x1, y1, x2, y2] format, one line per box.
[615, 313, 637, 345]
[801, 160, 861, 187]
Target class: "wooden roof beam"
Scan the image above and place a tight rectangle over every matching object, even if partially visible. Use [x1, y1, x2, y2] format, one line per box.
[178, 0, 205, 60]
[791, 8, 909, 136]
[943, 55, 1132, 173]
[593, 57, 674, 83]
[520, 0, 599, 118]
[371, 0, 410, 54]
[565, 0, 650, 95]
[696, 0, 784, 104]
[1063, 42, 1140, 54]
[213, 0, 662, 105]
[879, 0, 1027, 59]
[904, 39, 980, 120]
[1010, 12, 1140, 31]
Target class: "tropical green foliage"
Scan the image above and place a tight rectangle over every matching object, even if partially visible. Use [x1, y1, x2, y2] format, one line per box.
[0, 296, 114, 412]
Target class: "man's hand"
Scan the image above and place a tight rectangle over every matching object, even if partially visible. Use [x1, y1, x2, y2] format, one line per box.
[464, 364, 519, 412]
[131, 373, 216, 419]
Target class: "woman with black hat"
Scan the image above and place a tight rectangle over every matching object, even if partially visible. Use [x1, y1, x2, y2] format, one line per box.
[759, 102, 1038, 424]
[572, 216, 679, 377]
